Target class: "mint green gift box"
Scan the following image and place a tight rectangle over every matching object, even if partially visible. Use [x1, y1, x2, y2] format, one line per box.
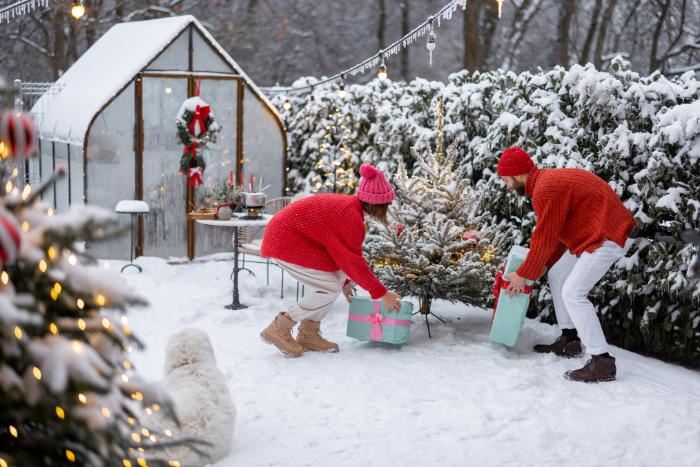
[346, 297, 413, 345]
[489, 245, 533, 347]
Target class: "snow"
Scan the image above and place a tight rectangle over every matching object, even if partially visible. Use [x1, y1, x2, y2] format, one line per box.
[655, 187, 688, 212]
[118, 255, 700, 467]
[32, 15, 280, 145]
[115, 200, 150, 213]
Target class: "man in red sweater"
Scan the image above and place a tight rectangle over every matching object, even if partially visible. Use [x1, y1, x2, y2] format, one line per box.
[498, 147, 638, 382]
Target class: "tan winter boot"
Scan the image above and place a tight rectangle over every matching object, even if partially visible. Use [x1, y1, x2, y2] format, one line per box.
[296, 319, 339, 353]
[260, 313, 304, 358]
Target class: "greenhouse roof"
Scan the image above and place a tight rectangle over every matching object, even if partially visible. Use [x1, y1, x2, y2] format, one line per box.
[32, 15, 281, 145]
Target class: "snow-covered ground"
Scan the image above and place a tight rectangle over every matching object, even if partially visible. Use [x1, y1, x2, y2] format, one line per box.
[116, 255, 700, 467]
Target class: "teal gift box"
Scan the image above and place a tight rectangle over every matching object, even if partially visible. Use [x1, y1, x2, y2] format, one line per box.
[489, 245, 533, 347]
[346, 297, 413, 345]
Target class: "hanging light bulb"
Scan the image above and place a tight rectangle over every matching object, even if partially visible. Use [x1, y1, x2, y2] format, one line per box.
[282, 94, 292, 111]
[71, 1, 86, 19]
[377, 55, 388, 81]
[496, 0, 504, 18]
[427, 18, 437, 66]
[338, 76, 347, 100]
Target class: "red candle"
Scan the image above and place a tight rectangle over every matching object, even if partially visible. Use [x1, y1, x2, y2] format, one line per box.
[229, 170, 233, 188]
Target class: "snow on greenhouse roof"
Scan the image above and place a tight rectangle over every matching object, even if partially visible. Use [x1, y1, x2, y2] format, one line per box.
[32, 15, 281, 145]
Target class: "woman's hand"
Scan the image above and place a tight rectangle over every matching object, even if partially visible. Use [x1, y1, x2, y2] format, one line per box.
[342, 282, 357, 303]
[382, 291, 401, 312]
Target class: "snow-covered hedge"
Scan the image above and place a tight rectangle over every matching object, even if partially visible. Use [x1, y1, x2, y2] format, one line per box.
[273, 58, 700, 367]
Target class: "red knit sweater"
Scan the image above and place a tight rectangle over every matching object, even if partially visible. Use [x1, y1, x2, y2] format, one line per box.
[261, 194, 388, 299]
[517, 167, 637, 281]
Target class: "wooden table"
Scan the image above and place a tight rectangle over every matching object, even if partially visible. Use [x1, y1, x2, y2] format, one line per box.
[197, 214, 272, 310]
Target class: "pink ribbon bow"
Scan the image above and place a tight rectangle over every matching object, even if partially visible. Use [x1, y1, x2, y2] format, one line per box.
[369, 302, 384, 341]
[348, 300, 412, 342]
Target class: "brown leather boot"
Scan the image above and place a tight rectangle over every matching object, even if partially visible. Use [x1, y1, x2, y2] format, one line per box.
[296, 319, 339, 353]
[565, 355, 616, 383]
[533, 335, 583, 358]
[260, 313, 304, 358]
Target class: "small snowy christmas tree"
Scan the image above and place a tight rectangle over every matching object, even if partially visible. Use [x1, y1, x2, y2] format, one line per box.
[0, 165, 186, 465]
[365, 99, 508, 316]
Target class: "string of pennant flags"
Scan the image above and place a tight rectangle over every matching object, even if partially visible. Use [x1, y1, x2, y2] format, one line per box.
[0, 0, 51, 23]
[0, 0, 86, 23]
[262, 0, 506, 95]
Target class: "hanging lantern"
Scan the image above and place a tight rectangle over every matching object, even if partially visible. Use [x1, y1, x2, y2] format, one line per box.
[71, 1, 86, 19]
[427, 30, 436, 66]
[0, 109, 39, 160]
[377, 55, 388, 81]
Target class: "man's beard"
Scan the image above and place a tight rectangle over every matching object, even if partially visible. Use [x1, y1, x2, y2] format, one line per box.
[514, 180, 526, 196]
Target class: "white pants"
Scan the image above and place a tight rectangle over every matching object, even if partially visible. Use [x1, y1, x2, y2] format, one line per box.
[547, 238, 634, 355]
[277, 260, 347, 322]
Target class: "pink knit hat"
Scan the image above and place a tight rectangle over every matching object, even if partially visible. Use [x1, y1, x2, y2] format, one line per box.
[357, 164, 395, 204]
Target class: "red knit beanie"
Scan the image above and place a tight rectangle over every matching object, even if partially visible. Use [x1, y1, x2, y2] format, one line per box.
[357, 164, 395, 204]
[497, 147, 535, 176]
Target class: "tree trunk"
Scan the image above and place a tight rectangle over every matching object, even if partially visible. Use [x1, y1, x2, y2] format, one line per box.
[558, 0, 576, 66]
[51, 6, 67, 80]
[419, 295, 432, 315]
[649, 0, 671, 72]
[378, 0, 386, 51]
[480, 1, 498, 66]
[400, 1, 410, 80]
[594, 0, 618, 69]
[579, 0, 603, 65]
[463, 0, 481, 71]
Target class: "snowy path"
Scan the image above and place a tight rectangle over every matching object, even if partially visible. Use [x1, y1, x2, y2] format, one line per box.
[117, 256, 700, 467]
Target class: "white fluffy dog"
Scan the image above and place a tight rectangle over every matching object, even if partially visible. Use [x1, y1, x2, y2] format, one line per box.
[157, 328, 236, 466]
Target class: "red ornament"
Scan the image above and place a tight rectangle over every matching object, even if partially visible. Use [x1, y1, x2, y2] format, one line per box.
[0, 210, 22, 269]
[462, 231, 481, 249]
[395, 223, 405, 237]
[0, 109, 39, 160]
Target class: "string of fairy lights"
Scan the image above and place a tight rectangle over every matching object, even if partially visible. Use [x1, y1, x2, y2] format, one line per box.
[1, 170, 181, 466]
[0, 0, 85, 23]
[264, 0, 506, 102]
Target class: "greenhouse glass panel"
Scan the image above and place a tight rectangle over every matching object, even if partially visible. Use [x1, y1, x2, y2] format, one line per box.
[141, 76, 189, 258]
[194, 78, 238, 255]
[86, 84, 135, 259]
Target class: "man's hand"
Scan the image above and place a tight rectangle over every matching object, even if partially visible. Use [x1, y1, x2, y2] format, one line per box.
[504, 272, 527, 296]
[342, 282, 357, 303]
[381, 291, 401, 312]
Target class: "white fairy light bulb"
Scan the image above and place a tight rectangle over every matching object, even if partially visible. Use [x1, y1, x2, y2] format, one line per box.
[378, 59, 388, 81]
[71, 1, 85, 19]
[497, 0, 504, 18]
[338, 81, 346, 100]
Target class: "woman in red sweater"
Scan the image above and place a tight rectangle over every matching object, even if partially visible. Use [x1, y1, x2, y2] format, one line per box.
[260, 164, 401, 358]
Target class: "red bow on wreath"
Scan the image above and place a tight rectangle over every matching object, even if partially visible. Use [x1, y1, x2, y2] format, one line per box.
[184, 104, 211, 158]
[188, 167, 203, 188]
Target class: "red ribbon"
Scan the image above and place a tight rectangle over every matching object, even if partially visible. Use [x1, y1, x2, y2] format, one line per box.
[492, 267, 532, 321]
[184, 104, 212, 158]
[188, 167, 203, 188]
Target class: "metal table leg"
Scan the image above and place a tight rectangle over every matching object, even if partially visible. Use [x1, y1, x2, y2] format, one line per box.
[121, 214, 142, 273]
[226, 225, 248, 310]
